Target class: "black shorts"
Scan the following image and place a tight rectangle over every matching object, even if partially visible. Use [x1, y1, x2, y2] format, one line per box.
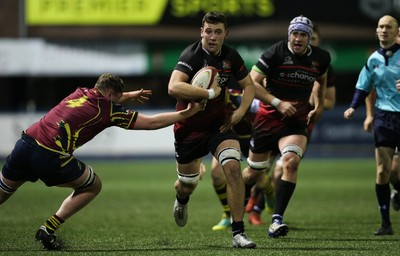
[250, 103, 308, 154]
[373, 108, 400, 149]
[2, 133, 86, 186]
[237, 135, 251, 158]
[250, 117, 307, 155]
[174, 130, 239, 164]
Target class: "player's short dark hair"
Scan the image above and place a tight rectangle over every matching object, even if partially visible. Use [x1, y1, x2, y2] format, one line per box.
[202, 11, 228, 29]
[95, 73, 124, 94]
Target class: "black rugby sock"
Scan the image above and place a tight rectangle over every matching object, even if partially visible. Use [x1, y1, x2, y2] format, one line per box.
[231, 221, 244, 236]
[274, 179, 296, 217]
[244, 183, 254, 206]
[176, 195, 189, 205]
[376, 183, 391, 227]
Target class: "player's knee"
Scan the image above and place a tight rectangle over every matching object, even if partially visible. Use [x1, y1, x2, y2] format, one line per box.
[177, 170, 200, 185]
[218, 147, 241, 166]
[0, 175, 17, 194]
[246, 158, 271, 172]
[281, 144, 303, 171]
[377, 167, 390, 183]
[75, 165, 101, 193]
[176, 170, 199, 195]
[91, 175, 102, 195]
[0, 175, 17, 204]
[244, 159, 270, 184]
[282, 144, 303, 159]
[211, 169, 225, 186]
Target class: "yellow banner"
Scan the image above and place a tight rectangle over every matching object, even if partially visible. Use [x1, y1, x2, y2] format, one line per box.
[26, 0, 169, 25]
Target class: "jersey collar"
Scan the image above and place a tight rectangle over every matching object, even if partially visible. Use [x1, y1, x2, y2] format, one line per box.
[377, 43, 400, 57]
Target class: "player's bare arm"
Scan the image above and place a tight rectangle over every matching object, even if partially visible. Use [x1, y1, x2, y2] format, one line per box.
[308, 71, 327, 123]
[220, 75, 255, 133]
[363, 88, 376, 132]
[134, 101, 206, 130]
[250, 69, 296, 117]
[168, 70, 220, 101]
[309, 80, 335, 111]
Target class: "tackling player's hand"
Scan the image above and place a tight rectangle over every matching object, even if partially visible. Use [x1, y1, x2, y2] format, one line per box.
[120, 89, 152, 104]
[188, 100, 206, 114]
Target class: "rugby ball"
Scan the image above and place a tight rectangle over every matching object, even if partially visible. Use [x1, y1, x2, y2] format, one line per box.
[190, 66, 218, 89]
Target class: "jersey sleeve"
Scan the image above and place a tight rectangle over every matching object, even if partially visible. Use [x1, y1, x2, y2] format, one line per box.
[355, 64, 372, 93]
[174, 41, 202, 78]
[110, 104, 139, 129]
[253, 41, 280, 75]
[229, 48, 249, 81]
[319, 49, 331, 76]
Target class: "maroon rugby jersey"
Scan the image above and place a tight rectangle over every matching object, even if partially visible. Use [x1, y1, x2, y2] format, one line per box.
[26, 87, 138, 155]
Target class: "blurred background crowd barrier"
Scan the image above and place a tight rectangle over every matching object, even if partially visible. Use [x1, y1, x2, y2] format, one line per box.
[0, 0, 390, 158]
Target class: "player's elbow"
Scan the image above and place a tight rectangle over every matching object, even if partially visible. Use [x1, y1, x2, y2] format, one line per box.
[168, 83, 180, 98]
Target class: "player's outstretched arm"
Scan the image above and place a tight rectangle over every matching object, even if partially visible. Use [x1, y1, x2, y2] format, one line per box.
[133, 101, 206, 130]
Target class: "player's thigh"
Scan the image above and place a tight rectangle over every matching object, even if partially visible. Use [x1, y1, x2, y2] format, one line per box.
[376, 147, 395, 171]
[57, 164, 99, 189]
[211, 157, 225, 185]
[0, 173, 25, 203]
[0, 173, 24, 190]
[248, 150, 271, 162]
[216, 139, 239, 150]
[278, 134, 307, 153]
[176, 158, 203, 175]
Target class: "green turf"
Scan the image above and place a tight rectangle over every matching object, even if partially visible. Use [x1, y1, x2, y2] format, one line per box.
[1, 158, 399, 255]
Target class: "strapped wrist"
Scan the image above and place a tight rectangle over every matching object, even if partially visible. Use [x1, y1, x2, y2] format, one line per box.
[271, 97, 282, 107]
[207, 89, 215, 99]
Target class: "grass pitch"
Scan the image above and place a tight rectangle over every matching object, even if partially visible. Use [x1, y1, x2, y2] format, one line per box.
[1, 158, 399, 255]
